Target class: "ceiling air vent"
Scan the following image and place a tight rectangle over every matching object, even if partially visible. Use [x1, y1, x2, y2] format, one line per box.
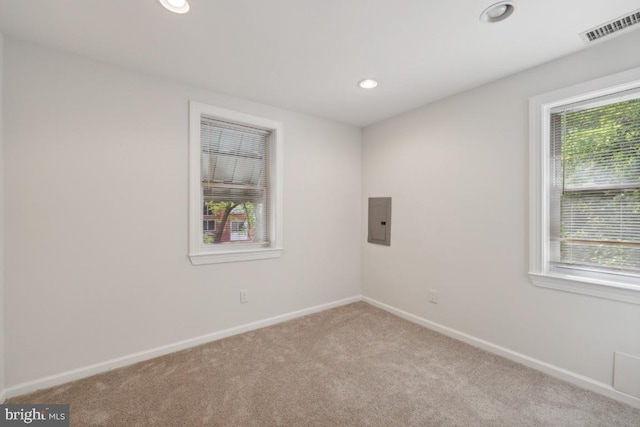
[580, 9, 640, 43]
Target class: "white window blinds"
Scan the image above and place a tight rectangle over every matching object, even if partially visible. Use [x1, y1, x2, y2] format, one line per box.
[200, 117, 270, 245]
[550, 92, 640, 275]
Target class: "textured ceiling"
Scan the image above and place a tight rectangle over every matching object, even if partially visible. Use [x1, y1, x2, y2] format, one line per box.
[0, 0, 638, 126]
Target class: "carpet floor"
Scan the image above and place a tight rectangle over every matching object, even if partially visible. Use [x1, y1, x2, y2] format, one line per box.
[8, 302, 640, 426]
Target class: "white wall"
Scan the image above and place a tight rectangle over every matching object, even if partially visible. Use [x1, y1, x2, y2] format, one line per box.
[0, 31, 5, 397]
[3, 39, 362, 388]
[362, 30, 640, 398]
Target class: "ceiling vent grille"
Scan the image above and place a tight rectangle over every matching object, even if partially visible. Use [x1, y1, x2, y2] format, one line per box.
[580, 9, 640, 43]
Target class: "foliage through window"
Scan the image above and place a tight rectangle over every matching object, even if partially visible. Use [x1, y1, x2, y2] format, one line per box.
[550, 95, 640, 276]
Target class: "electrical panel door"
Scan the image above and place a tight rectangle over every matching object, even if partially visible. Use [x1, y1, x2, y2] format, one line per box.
[368, 197, 391, 246]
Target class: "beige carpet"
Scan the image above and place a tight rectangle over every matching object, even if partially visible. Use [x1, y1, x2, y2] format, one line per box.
[8, 302, 640, 426]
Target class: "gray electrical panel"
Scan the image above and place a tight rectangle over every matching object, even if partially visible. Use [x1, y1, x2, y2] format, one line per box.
[368, 197, 391, 246]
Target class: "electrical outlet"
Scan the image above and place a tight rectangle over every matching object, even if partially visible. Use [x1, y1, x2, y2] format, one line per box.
[240, 290, 249, 304]
[428, 289, 438, 304]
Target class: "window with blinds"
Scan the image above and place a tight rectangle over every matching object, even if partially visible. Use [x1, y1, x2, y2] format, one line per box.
[189, 101, 283, 265]
[530, 68, 640, 303]
[549, 92, 640, 276]
[200, 118, 270, 246]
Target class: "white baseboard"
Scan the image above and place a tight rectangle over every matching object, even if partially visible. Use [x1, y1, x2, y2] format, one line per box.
[6, 294, 638, 410]
[3, 295, 362, 401]
[362, 296, 640, 409]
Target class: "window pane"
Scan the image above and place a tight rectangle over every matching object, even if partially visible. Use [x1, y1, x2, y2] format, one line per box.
[201, 119, 267, 185]
[551, 95, 640, 274]
[201, 201, 261, 244]
[559, 189, 640, 273]
[200, 118, 270, 246]
[562, 98, 640, 190]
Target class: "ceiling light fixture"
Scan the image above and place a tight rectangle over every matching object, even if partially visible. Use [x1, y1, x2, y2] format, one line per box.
[159, 0, 190, 14]
[359, 79, 378, 89]
[480, 2, 514, 23]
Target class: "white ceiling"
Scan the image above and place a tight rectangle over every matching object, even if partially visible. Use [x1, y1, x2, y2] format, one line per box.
[0, 0, 638, 127]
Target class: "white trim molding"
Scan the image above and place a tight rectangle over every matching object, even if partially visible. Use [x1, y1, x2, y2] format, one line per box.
[528, 66, 640, 304]
[363, 296, 640, 409]
[3, 296, 361, 400]
[5, 295, 639, 410]
[188, 101, 284, 265]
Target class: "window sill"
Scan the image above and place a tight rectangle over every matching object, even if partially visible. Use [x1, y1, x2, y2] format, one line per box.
[189, 248, 283, 265]
[529, 271, 640, 305]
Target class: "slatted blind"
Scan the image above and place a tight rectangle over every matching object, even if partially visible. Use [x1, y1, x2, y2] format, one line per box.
[200, 117, 270, 245]
[550, 92, 640, 275]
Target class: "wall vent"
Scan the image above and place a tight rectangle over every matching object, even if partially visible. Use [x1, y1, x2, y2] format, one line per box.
[580, 9, 640, 43]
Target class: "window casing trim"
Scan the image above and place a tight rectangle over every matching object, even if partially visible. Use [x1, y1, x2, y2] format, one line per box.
[529, 67, 640, 305]
[189, 101, 284, 265]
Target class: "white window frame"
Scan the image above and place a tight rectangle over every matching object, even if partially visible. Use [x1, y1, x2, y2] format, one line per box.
[189, 101, 284, 265]
[529, 67, 640, 305]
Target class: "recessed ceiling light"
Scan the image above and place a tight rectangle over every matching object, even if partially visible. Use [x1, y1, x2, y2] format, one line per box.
[159, 0, 190, 14]
[480, 2, 514, 23]
[359, 79, 378, 89]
